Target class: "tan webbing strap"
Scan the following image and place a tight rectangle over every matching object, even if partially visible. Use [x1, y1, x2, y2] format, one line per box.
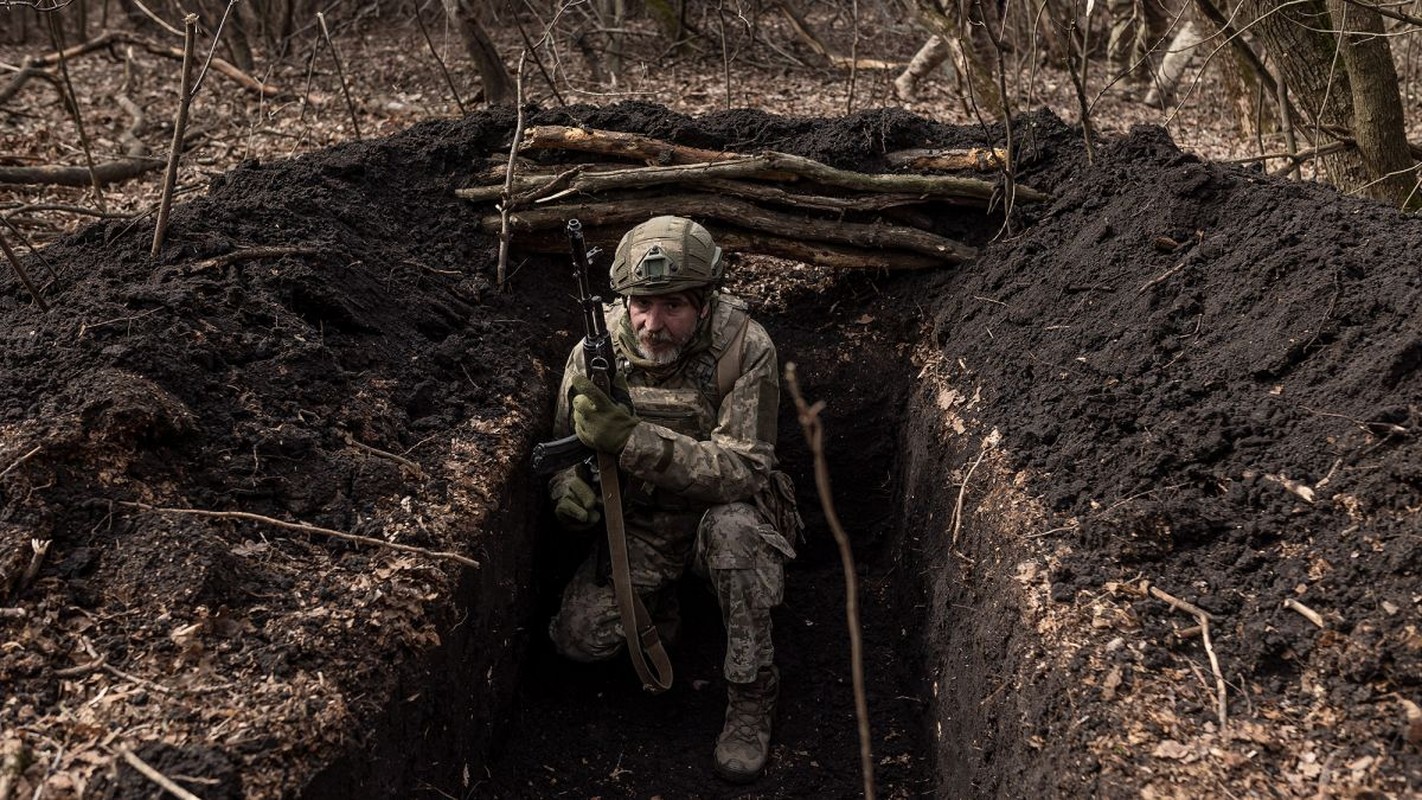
[715, 307, 751, 400]
[598, 450, 674, 693]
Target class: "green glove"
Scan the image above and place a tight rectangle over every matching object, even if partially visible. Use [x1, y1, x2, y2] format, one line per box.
[552, 474, 601, 530]
[571, 374, 639, 454]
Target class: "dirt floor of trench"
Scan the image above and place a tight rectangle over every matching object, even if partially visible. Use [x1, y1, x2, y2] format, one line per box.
[2, 100, 1421, 800]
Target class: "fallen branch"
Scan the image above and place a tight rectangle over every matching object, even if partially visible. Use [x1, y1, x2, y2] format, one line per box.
[0, 608, 26, 620]
[477, 193, 977, 263]
[769, 0, 896, 70]
[884, 147, 1008, 172]
[0, 59, 62, 107]
[118, 747, 203, 800]
[713, 229, 945, 270]
[121, 501, 479, 568]
[490, 218, 949, 270]
[1145, 580, 1227, 730]
[338, 430, 427, 479]
[190, 245, 322, 272]
[460, 154, 1032, 208]
[0, 157, 165, 188]
[30, 30, 279, 96]
[54, 653, 108, 678]
[519, 125, 738, 165]
[467, 146, 1045, 205]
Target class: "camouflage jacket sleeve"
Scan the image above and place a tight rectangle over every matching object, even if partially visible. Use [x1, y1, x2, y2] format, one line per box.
[619, 321, 779, 504]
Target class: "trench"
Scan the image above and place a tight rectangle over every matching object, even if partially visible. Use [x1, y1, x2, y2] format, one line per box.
[298, 269, 1055, 799]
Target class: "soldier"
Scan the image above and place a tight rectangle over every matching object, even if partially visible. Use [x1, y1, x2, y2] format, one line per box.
[546, 216, 801, 784]
[1106, 0, 1171, 100]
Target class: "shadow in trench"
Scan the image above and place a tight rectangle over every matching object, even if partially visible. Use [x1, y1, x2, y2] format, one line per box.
[474, 520, 935, 799]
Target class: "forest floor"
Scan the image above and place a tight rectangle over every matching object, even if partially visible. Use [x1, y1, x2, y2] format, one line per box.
[1, 13, 1420, 800]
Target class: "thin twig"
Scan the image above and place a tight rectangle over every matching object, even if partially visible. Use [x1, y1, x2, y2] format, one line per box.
[415, 5, 465, 114]
[191, 0, 237, 98]
[719, 0, 731, 110]
[1145, 581, 1227, 729]
[1284, 597, 1326, 628]
[951, 445, 988, 547]
[102, 663, 172, 694]
[318, 12, 361, 141]
[190, 245, 322, 272]
[48, 14, 107, 212]
[783, 362, 876, 800]
[0, 445, 42, 479]
[0, 232, 46, 311]
[338, 430, 427, 479]
[497, 51, 527, 291]
[53, 654, 108, 678]
[1065, 19, 1096, 164]
[117, 748, 203, 800]
[120, 501, 479, 568]
[1138, 261, 1187, 294]
[151, 14, 198, 257]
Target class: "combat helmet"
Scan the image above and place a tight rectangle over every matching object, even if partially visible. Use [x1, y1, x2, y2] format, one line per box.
[610, 216, 723, 296]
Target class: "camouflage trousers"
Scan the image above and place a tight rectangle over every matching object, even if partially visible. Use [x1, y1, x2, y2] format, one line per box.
[548, 501, 794, 684]
[1106, 0, 1171, 82]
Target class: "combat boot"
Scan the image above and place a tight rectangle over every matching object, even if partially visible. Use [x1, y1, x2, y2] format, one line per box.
[713, 665, 778, 783]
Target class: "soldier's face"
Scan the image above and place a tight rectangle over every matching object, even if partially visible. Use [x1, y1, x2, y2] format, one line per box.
[628, 292, 707, 366]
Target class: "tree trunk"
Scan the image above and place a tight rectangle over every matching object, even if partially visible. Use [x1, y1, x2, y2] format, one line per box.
[445, 0, 514, 105]
[1325, 0, 1416, 205]
[1239, 0, 1368, 191]
[908, 0, 1004, 117]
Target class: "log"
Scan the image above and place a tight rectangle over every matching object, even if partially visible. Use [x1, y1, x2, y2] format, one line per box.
[0, 61, 61, 107]
[0, 158, 164, 187]
[770, 0, 898, 70]
[510, 226, 945, 271]
[520, 125, 738, 165]
[457, 151, 1044, 205]
[479, 193, 976, 264]
[885, 147, 1009, 172]
[28, 30, 279, 97]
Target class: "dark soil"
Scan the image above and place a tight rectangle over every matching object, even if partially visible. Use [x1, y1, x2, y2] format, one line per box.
[1, 99, 1419, 799]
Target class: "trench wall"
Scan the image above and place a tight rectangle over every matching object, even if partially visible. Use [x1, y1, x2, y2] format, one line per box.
[892, 359, 1080, 797]
[298, 461, 540, 798]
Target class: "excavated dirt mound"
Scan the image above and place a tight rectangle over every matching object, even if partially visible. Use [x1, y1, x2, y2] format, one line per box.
[1, 100, 1418, 799]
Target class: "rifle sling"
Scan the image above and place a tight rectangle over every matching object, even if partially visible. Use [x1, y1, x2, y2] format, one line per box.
[597, 451, 674, 693]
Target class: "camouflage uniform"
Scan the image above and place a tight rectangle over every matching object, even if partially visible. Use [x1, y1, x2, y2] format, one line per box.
[547, 293, 798, 684]
[1107, 0, 1171, 87]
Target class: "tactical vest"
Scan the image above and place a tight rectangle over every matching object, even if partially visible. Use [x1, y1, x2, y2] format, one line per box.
[606, 294, 752, 443]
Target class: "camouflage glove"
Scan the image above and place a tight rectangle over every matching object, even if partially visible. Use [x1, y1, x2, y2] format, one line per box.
[571, 375, 640, 454]
[551, 473, 601, 531]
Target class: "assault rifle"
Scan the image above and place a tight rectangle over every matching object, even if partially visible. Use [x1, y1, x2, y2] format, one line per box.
[530, 220, 617, 475]
[534, 219, 673, 693]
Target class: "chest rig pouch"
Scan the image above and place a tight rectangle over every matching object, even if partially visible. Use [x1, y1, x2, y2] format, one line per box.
[629, 385, 716, 440]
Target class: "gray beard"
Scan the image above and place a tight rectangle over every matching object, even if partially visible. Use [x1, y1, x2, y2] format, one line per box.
[635, 338, 683, 366]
